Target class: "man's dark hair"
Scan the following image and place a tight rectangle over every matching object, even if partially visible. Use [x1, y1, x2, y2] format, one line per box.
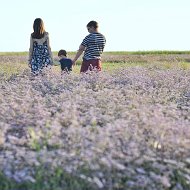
[87, 21, 98, 29]
[58, 49, 67, 57]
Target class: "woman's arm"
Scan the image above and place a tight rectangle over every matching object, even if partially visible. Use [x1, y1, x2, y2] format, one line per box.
[46, 34, 53, 65]
[28, 36, 33, 64]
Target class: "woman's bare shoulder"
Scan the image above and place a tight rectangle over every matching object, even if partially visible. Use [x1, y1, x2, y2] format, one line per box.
[44, 32, 49, 37]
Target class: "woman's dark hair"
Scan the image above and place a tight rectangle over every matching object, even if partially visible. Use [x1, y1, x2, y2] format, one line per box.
[31, 18, 45, 39]
[87, 21, 98, 29]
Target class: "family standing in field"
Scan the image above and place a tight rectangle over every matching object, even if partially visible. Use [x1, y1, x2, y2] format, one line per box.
[28, 18, 106, 75]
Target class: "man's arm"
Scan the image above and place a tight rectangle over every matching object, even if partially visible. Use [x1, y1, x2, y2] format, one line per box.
[72, 45, 85, 65]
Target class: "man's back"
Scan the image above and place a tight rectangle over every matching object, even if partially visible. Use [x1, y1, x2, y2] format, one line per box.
[82, 32, 106, 60]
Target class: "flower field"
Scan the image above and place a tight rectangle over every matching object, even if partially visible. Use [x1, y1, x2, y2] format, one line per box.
[0, 52, 190, 189]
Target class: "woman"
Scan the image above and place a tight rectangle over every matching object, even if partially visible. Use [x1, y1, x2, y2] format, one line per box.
[28, 18, 53, 75]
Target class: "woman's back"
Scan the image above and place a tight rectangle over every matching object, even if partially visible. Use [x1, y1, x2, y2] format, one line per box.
[32, 32, 50, 57]
[28, 18, 53, 75]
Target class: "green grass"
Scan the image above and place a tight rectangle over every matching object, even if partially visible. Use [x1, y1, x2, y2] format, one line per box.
[1, 51, 190, 56]
[53, 61, 149, 73]
[102, 62, 147, 70]
[104, 50, 190, 55]
[0, 62, 27, 78]
[1, 61, 190, 79]
[0, 52, 29, 56]
[0, 167, 96, 190]
[103, 61, 190, 71]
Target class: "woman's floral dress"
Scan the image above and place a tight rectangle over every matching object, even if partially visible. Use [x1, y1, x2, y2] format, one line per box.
[29, 32, 53, 75]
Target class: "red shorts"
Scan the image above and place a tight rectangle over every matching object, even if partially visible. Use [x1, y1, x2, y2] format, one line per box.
[80, 59, 102, 73]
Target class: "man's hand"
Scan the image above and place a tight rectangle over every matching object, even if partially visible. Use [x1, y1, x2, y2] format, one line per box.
[72, 60, 76, 66]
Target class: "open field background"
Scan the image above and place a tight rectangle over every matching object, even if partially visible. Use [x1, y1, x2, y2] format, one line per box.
[1, 51, 190, 76]
[0, 52, 190, 189]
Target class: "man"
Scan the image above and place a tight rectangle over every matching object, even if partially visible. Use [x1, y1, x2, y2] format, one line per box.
[72, 21, 106, 72]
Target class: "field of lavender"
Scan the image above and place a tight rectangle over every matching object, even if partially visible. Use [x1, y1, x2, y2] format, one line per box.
[0, 52, 190, 189]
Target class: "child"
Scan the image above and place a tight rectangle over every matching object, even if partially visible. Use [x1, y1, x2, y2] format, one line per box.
[58, 49, 73, 73]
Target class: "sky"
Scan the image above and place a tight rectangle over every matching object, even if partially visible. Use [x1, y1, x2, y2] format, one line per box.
[0, 0, 190, 52]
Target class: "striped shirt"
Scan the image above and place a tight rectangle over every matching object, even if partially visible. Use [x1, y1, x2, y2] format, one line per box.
[81, 32, 106, 60]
